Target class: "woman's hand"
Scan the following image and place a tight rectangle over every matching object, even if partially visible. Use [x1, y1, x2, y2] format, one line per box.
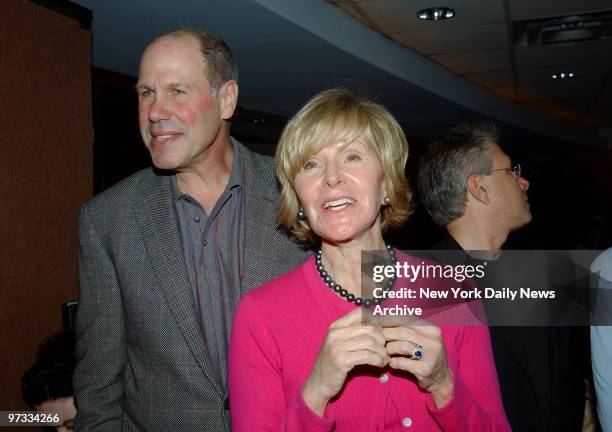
[302, 307, 390, 416]
[383, 323, 454, 408]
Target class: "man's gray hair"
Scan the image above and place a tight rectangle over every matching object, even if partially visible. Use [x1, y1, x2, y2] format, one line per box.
[418, 121, 499, 227]
[155, 27, 238, 96]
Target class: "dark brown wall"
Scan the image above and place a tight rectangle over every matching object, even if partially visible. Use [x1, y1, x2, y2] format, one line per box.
[0, 0, 93, 417]
[92, 67, 149, 193]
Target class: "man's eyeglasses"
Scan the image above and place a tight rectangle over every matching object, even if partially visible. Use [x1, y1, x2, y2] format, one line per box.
[486, 164, 522, 178]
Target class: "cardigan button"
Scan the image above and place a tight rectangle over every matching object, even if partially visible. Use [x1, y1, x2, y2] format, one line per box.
[379, 373, 389, 383]
[402, 417, 413, 427]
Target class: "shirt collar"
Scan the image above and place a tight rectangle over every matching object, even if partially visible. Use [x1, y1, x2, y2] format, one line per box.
[227, 137, 243, 190]
[170, 137, 244, 203]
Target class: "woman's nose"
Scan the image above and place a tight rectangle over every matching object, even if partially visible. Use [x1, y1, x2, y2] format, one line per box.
[324, 162, 343, 187]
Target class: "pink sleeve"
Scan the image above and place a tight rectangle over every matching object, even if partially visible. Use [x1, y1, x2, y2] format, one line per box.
[427, 325, 511, 432]
[228, 295, 335, 432]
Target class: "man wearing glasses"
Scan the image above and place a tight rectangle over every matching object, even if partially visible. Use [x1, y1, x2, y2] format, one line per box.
[418, 121, 590, 431]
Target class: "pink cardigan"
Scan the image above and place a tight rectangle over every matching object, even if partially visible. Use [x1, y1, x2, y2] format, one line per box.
[229, 255, 510, 431]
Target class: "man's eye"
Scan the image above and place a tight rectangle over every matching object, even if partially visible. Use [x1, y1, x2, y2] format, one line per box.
[141, 89, 154, 97]
[172, 89, 185, 95]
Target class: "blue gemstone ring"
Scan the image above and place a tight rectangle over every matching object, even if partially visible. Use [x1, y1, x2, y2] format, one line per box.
[409, 343, 423, 361]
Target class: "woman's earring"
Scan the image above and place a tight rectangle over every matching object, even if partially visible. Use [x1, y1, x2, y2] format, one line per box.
[298, 208, 305, 220]
[383, 196, 390, 206]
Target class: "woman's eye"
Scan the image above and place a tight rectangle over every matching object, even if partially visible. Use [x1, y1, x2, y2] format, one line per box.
[303, 160, 317, 170]
[347, 153, 361, 161]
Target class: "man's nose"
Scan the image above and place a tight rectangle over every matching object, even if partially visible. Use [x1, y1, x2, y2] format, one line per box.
[518, 176, 529, 191]
[148, 96, 170, 122]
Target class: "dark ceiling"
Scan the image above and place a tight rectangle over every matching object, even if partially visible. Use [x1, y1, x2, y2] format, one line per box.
[329, 0, 612, 130]
[71, 0, 611, 149]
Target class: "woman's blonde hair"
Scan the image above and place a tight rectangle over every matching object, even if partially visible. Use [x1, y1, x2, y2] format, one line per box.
[276, 88, 412, 245]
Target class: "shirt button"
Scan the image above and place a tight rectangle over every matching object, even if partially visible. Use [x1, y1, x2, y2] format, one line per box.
[194, 216, 201, 222]
[402, 417, 412, 427]
[202, 240, 208, 246]
[379, 373, 389, 383]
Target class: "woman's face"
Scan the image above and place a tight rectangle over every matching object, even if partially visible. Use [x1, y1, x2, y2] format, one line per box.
[294, 137, 386, 245]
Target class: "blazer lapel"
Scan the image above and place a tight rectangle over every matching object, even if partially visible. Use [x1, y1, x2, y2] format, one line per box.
[487, 253, 551, 414]
[493, 326, 551, 413]
[133, 172, 224, 397]
[239, 144, 280, 296]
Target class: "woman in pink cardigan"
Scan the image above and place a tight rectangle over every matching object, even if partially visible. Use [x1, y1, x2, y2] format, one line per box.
[229, 89, 510, 431]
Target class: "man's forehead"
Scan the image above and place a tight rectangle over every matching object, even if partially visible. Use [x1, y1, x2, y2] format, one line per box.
[145, 33, 198, 55]
[140, 35, 205, 70]
[138, 36, 208, 85]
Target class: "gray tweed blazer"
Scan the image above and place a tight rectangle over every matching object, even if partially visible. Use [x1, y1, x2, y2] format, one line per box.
[74, 142, 308, 431]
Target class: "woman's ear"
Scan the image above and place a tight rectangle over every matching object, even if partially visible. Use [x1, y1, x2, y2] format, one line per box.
[380, 178, 388, 206]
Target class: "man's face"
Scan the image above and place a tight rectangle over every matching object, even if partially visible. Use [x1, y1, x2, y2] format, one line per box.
[485, 143, 531, 231]
[136, 35, 227, 171]
[35, 396, 76, 432]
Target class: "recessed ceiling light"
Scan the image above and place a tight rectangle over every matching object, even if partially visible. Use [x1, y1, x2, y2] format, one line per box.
[552, 72, 576, 79]
[417, 7, 456, 21]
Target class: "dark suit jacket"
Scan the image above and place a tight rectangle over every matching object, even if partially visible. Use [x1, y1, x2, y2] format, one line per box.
[74, 142, 308, 431]
[434, 233, 585, 431]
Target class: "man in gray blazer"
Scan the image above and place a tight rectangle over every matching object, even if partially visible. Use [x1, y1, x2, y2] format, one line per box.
[74, 28, 307, 431]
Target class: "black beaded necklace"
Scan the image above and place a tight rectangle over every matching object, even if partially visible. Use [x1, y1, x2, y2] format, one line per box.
[315, 244, 397, 307]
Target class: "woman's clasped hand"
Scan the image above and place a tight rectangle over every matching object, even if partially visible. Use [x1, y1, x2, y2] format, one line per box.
[303, 308, 453, 415]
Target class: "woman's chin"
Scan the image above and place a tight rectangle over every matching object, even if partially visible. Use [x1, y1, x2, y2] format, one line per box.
[319, 227, 381, 246]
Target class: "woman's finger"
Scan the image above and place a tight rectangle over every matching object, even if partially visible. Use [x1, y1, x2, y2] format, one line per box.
[382, 324, 441, 342]
[388, 355, 423, 374]
[344, 349, 390, 369]
[341, 334, 390, 362]
[385, 339, 421, 357]
[348, 325, 387, 345]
